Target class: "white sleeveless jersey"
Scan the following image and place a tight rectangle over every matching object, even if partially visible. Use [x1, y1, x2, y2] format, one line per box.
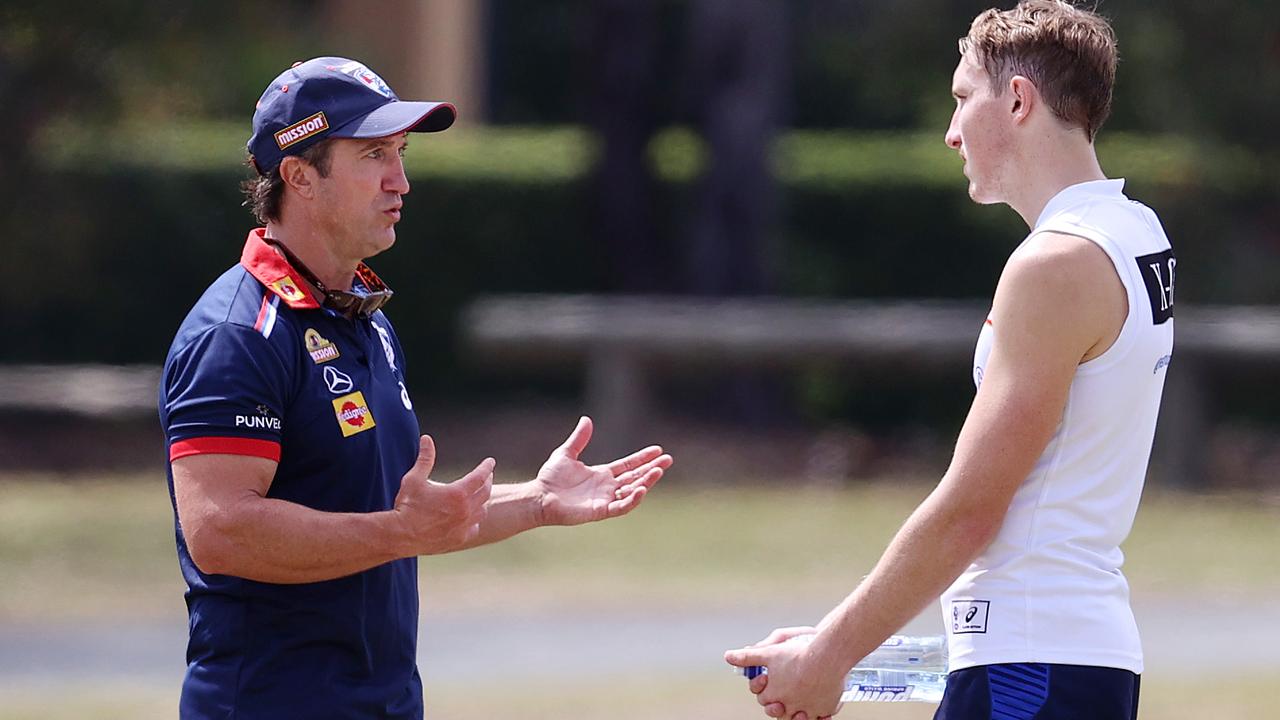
[941, 179, 1175, 674]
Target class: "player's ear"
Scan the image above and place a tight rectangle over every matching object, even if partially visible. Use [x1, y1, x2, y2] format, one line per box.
[1008, 75, 1036, 124]
[279, 156, 316, 199]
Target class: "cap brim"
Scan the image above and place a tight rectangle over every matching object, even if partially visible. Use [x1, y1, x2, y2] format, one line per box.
[334, 101, 457, 139]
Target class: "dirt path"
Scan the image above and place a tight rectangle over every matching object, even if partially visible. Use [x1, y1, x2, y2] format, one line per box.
[1, 594, 1275, 693]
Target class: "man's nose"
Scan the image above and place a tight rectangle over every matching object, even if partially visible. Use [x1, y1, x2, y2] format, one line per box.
[386, 157, 410, 195]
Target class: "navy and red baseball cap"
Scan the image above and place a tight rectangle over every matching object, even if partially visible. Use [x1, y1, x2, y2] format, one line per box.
[247, 56, 456, 175]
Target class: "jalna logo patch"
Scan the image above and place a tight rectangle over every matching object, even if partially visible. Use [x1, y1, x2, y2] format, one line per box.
[268, 276, 305, 303]
[332, 391, 376, 437]
[274, 111, 329, 150]
[304, 328, 341, 364]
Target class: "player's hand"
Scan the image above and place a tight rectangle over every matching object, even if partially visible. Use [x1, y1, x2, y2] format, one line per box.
[739, 626, 828, 717]
[532, 416, 672, 526]
[750, 627, 819, 648]
[392, 435, 493, 555]
[725, 632, 845, 720]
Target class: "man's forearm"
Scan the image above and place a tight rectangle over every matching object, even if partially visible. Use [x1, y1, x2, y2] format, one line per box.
[454, 481, 544, 550]
[191, 495, 408, 584]
[812, 483, 999, 673]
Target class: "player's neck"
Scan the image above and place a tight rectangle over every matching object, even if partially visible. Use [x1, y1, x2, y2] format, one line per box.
[1007, 137, 1107, 228]
[264, 221, 359, 292]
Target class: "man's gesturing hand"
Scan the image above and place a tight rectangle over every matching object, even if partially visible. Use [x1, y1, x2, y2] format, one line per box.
[534, 416, 673, 527]
[393, 435, 494, 555]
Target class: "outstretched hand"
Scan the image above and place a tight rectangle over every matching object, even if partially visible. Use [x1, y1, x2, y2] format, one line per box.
[392, 435, 494, 555]
[534, 416, 673, 526]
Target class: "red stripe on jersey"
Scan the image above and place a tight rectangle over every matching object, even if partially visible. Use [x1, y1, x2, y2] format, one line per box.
[170, 437, 281, 462]
[253, 293, 271, 332]
[984, 318, 994, 326]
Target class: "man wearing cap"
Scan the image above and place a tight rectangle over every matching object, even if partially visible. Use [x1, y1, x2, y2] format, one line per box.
[159, 57, 673, 719]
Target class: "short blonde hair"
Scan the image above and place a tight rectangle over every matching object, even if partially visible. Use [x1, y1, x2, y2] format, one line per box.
[960, 0, 1117, 141]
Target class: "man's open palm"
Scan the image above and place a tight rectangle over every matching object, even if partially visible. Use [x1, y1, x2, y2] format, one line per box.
[535, 416, 673, 526]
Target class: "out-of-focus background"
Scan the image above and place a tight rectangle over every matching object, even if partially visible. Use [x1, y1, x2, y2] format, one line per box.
[1, 1, 1277, 718]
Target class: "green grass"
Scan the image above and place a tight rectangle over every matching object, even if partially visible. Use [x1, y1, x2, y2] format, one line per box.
[3, 673, 1274, 720]
[2, 474, 1279, 620]
[1, 474, 1277, 719]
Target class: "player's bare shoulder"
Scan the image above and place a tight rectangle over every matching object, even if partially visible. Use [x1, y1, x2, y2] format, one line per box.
[994, 232, 1127, 362]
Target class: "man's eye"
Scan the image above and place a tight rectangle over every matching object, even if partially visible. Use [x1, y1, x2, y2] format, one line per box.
[369, 149, 383, 159]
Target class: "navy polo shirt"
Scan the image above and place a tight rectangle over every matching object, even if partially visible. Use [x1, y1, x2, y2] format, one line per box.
[160, 228, 423, 719]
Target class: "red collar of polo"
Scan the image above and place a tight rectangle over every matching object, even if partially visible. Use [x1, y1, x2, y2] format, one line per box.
[239, 228, 388, 311]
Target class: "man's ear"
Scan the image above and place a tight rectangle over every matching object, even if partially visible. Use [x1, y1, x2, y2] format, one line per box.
[1008, 75, 1037, 124]
[279, 156, 316, 199]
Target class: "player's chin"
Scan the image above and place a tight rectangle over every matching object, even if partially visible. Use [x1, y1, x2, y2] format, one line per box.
[967, 182, 1002, 206]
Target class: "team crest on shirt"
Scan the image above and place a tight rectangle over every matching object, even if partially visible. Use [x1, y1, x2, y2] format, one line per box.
[269, 276, 305, 303]
[332, 391, 376, 437]
[304, 328, 341, 364]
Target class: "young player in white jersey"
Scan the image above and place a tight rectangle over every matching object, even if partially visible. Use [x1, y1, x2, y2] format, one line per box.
[725, 3, 1174, 719]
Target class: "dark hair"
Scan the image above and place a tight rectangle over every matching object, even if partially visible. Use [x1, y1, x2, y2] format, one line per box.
[960, 0, 1117, 141]
[240, 139, 336, 224]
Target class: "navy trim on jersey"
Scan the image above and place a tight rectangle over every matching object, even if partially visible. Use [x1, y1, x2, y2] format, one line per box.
[934, 663, 1140, 720]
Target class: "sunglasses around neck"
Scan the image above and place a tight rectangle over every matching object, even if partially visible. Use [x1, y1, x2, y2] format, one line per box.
[262, 237, 393, 320]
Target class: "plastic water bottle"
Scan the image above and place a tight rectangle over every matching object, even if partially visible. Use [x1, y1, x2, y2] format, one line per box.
[738, 634, 948, 704]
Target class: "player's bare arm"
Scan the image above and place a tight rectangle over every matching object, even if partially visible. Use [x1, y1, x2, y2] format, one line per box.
[725, 231, 1127, 719]
[173, 435, 493, 584]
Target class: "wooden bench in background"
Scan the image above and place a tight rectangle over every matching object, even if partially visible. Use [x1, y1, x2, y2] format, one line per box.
[462, 294, 1280, 488]
[1, 297, 1275, 487]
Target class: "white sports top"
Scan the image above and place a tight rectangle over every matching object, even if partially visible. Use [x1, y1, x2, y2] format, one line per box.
[941, 179, 1175, 674]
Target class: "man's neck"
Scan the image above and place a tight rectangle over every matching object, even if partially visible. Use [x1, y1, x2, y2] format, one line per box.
[264, 221, 359, 291]
[1006, 135, 1107, 228]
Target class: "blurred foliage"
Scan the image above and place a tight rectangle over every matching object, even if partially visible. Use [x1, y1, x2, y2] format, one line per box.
[39, 122, 1270, 193]
[486, 0, 1280, 152]
[8, 127, 1277, 380]
[2, 1, 1277, 433]
[0, 1, 319, 167]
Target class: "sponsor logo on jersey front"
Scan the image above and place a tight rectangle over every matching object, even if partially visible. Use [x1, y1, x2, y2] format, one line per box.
[304, 328, 341, 364]
[323, 365, 354, 395]
[274, 111, 329, 149]
[951, 599, 990, 634]
[332, 391, 376, 437]
[372, 321, 397, 372]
